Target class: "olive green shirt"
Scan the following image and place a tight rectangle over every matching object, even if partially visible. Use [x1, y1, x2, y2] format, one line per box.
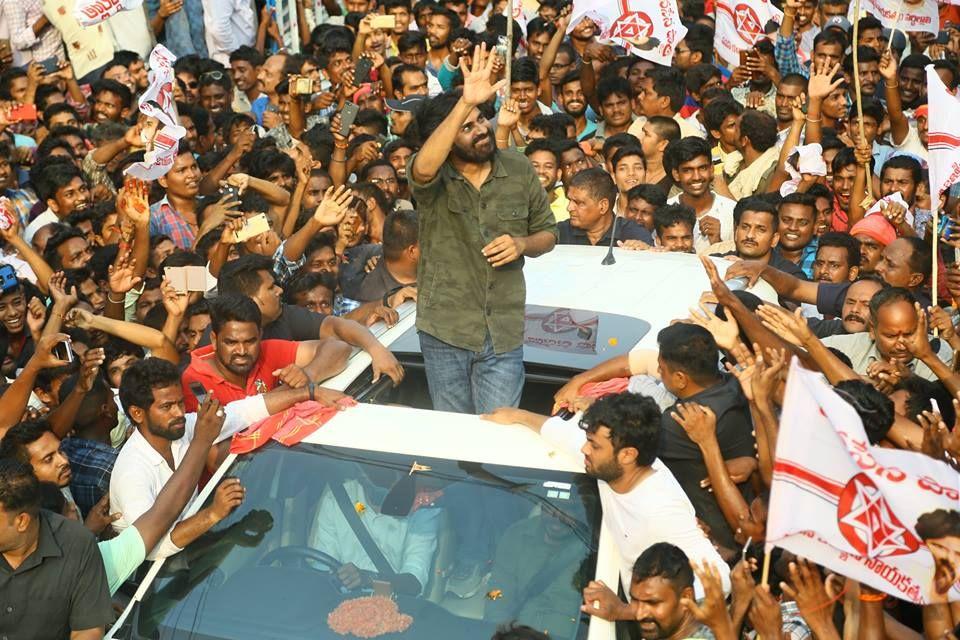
[408, 149, 557, 353]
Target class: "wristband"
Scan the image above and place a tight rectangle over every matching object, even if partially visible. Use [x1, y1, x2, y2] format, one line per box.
[858, 593, 886, 602]
[107, 293, 125, 304]
[308, 381, 316, 402]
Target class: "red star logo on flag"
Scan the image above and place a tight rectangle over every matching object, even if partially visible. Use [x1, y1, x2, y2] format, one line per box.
[836, 473, 920, 558]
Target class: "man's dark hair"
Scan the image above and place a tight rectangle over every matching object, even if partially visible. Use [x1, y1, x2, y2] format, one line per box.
[733, 196, 778, 227]
[880, 154, 922, 187]
[685, 62, 721, 95]
[779, 191, 817, 220]
[530, 113, 573, 140]
[218, 254, 277, 296]
[933, 59, 960, 90]
[739, 110, 778, 152]
[832, 146, 869, 176]
[430, 6, 462, 29]
[392, 63, 426, 94]
[657, 324, 720, 383]
[868, 286, 917, 324]
[902, 236, 933, 281]
[510, 57, 539, 85]
[653, 203, 696, 236]
[103, 337, 144, 375]
[35, 161, 83, 203]
[703, 98, 744, 136]
[355, 109, 389, 136]
[383, 210, 419, 260]
[646, 115, 682, 144]
[612, 145, 645, 172]
[42, 103, 81, 128]
[0, 458, 41, 517]
[646, 67, 686, 112]
[118, 357, 183, 420]
[198, 68, 232, 92]
[813, 28, 848, 52]
[597, 76, 632, 105]
[397, 30, 428, 54]
[579, 393, 662, 464]
[230, 45, 265, 67]
[0, 419, 52, 466]
[627, 184, 667, 207]
[684, 23, 715, 62]
[631, 542, 695, 591]
[415, 90, 464, 144]
[284, 271, 337, 305]
[818, 231, 861, 268]
[915, 508, 960, 540]
[890, 376, 947, 426]
[44, 226, 86, 270]
[602, 133, 640, 160]
[833, 379, 895, 444]
[663, 137, 712, 175]
[899, 53, 931, 74]
[524, 138, 560, 164]
[57, 373, 112, 430]
[90, 78, 134, 110]
[568, 168, 618, 211]
[210, 294, 263, 332]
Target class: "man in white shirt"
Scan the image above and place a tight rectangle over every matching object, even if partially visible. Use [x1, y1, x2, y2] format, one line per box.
[483, 392, 729, 622]
[664, 137, 735, 254]
[201, 0, 257, 66]
[110, 357, 342, 559]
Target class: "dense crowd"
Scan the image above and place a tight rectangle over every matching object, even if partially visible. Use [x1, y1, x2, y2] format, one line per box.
[0, 0, 959, 638]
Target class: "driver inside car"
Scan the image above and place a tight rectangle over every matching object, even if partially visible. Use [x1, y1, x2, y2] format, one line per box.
[309, 468, 441, 596]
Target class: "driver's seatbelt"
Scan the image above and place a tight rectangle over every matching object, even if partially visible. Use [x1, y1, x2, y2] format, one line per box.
[330, 483, 396, 578]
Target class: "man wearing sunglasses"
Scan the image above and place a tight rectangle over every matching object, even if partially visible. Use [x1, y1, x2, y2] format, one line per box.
[198, 69, 232, 116]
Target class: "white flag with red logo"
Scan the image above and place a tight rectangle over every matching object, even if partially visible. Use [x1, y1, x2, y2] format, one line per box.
[927, 64, 960, 198]
[714, 0, 782, 67]
[125, 44, 186, 181]
[566, 0, 687, 66]
[767, 359, 960, 604]
[73, 0, 145, 27]
[850, 0, 937, 36]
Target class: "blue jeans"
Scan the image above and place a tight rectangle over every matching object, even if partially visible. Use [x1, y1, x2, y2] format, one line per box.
[418, 331, 524, 415]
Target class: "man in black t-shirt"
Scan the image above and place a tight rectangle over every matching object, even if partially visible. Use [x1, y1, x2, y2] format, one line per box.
[215, 255, 405, 383]
[654, 324, 755, 551]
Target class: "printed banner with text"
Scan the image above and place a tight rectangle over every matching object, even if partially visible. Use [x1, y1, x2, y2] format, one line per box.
[714, 0, 782, 68]
[767, 360, 960, 604]
[567, 0, 686, 67]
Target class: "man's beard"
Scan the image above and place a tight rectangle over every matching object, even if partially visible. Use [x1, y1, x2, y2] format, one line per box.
[451, 128, 496, 163]
[148, 417, 187, 441]
[588, 459, 624, 483]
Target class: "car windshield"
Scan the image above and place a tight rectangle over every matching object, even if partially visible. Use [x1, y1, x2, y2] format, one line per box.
[119, 443, 601, 640]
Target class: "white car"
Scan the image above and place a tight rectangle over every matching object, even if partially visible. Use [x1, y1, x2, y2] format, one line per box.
[108, 247, 772, 640]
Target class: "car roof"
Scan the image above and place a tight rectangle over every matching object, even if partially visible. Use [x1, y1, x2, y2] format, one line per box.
[520, 246, 776, 349]
[299, 403, 583, 473]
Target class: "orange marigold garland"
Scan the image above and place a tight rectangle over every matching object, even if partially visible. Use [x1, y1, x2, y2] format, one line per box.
[327, 595, 413, 638]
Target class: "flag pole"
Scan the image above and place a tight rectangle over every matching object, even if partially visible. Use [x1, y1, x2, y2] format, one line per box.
[504, 1, 513, 100]
[887, 0, 904, 50]
[933, 207, 940, 309]
[851, 0, 874, 200]
[761, 546, 772, 585]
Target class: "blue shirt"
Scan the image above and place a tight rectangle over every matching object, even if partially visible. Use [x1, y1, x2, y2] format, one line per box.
[144, 0, 208, 58]
[60, 437, 118, 519]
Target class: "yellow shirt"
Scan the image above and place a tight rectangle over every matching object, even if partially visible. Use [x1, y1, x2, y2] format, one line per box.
[551, 188, 569, 222]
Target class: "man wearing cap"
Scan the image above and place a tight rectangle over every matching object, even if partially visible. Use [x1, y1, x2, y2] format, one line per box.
[386, 95, 426, 138]
[850, 215, 896, 274]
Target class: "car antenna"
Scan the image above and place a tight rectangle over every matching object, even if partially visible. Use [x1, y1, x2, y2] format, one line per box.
[601, 212, 618, 265]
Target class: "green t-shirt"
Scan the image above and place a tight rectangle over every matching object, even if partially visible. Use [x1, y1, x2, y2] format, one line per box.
[98, 525, 147, 595]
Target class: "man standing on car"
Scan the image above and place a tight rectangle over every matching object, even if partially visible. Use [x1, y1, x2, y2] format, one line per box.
[408, 45, 557, 415]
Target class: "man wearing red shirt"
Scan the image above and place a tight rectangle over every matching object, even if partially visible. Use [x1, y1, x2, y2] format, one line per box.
[182, 295, 351, 412]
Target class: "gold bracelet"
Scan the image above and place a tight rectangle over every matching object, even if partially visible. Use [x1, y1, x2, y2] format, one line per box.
[805, 116, 821, 123]
[107, 293, 125, 304]
[886, 81, 899, 88]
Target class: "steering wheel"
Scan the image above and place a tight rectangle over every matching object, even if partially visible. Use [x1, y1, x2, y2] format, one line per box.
[258, 546, 342, 572]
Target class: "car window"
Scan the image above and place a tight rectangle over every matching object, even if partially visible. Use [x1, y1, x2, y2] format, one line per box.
[118, 443, 601, 640]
